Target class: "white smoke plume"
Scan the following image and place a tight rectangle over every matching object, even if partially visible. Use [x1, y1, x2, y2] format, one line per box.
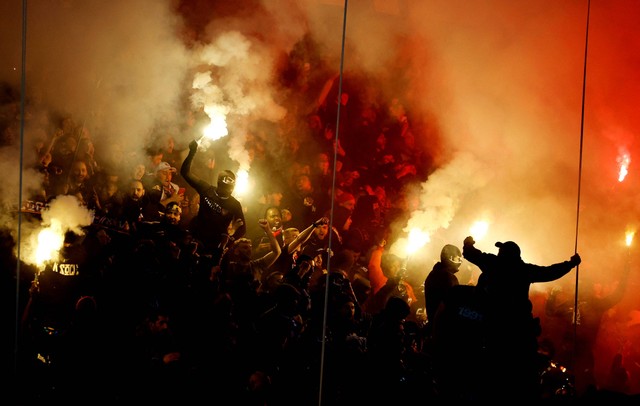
[2, 1, 640, 387]
[1, 0, 638, 273]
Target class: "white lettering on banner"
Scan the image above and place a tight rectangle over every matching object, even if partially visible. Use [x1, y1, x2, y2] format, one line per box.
[52, 262, 80, 276]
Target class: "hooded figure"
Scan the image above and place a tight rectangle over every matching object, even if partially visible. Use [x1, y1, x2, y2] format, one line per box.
[216, 170, 236, 198]
[180, 140, 246, 259]
[423, 244, 463, 325]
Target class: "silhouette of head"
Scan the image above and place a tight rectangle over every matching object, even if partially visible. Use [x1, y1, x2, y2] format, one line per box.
[381, 253, 405, 282]
[384, 296, 411, 321]
[495, 241, 521, 261]
[216, 170, 236, 198]
[440, 244, 462, 269]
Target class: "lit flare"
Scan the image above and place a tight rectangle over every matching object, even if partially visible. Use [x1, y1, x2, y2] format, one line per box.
[617, 151, 630, 182]
[626, 230, 635, 247]
[199, 105, 229, 144]
[34, 222, 65, 268]
[469, 219, 489, 242]
[405, 228, 430, 258]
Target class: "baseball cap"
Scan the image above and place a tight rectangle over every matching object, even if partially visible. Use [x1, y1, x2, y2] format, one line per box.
[495, 241, 521, 257]
[336, 192, 356, 205]
[156, 162, 177, 173]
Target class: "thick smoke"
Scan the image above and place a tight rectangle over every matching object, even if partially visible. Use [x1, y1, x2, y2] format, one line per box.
[2, 0, 640, 388]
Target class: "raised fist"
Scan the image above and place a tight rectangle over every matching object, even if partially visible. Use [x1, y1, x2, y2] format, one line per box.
[570, 253, 581, 267]
[463, 236, 475, 247]
[258, 218, 269, 230]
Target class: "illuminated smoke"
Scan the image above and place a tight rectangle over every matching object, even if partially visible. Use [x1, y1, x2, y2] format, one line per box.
[190, 30, 287, 173]
[23, 195, 93, 268]
[2, 2, 640, 386]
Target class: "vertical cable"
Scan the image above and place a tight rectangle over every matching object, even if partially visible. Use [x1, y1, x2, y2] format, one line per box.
[571, 0, 591, 373]
[14, 0, 29, 377]
[318, 1, 349, 404]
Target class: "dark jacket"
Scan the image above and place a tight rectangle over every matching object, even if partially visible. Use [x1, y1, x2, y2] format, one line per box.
[181, 147, 246, 254]
[424, 261, 460, 325]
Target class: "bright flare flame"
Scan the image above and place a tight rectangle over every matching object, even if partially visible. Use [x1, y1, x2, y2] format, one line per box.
[405, 228, 430, 257]
[617, 152, 630, 182]
[469, 220, 490, 242]
[34, 225, 65, 267]
[234, 169, 250, 198]
[626, 230, 635, 247]
[200, 105, 229, 144]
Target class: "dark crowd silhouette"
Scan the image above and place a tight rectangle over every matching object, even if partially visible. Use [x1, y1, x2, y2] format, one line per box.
[2, 32, 639, 405]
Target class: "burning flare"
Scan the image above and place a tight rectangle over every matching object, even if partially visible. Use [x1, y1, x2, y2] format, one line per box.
[469, 220, 490, 242]
[34, 221, 66, 268]
[405, 228, 430, 257]
[625, 230, 634, 247]
[200, 104, 229, 144]
[617, 151, 630, 182]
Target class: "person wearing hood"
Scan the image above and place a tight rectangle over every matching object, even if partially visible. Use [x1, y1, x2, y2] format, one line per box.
[180, 140, 246, 261]
[423, 244, 463, 328]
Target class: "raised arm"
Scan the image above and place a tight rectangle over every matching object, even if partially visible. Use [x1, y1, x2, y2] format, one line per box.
[229, 215, 247, 243]
[530, 254, 581, 283]
[180, 140, 208, 192]
[287, 216, 329, 254]
[257, 218, 281, 269]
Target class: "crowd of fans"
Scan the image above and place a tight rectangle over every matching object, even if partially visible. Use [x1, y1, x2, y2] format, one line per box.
[2, 35, 639, 404]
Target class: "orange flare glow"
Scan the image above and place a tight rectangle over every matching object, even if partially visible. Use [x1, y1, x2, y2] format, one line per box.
[626, 230, 634, 247]
[469, 220, 490, 242]
[617, 152, 630, 182]
[405, 228, 430, 257]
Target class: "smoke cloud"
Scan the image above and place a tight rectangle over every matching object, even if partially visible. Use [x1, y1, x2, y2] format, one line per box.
[2, 0, 640, 386]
